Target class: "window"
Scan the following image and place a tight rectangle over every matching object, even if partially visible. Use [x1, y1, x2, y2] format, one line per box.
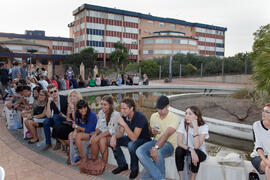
[169, 32, 184, 36]
[198, 46, 205, 50]
[181, 40, 188, 44]
[39, 48, 48, 52]
[216, 39, 223, 44]
[80, 23, 85, 29]
[196, 27, 205, 33]
[124, 16, 139, 23]
[154, 50, 172, 54]
[156, 39, 172, 44]
[170, 24, 176, 29]
[189, 40, 197, 46]
[6, 45, 22, 51]
[216, 47, 224, 52]
[63, 42, 68, 46]
[160, 32, 168, 36]
[180, 25, 185, 29]
[143, 50, 153, 54]
[198, 37, 206, 42]
[144, 39, 154, 44]
[130, 49, 138, 55]
[159, 22, 165, 27]
[147, 20, 154, 26]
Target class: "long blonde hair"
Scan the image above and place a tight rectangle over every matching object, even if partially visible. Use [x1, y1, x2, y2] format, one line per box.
[68, 90, 83, 104]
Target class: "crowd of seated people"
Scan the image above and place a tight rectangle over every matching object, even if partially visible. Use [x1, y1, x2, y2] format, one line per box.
[2, 75, 210, 180]
[3, 62, 267, 180]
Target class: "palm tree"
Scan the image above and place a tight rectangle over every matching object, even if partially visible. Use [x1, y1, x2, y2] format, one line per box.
[251, 24, 270, 94]
[109, 42, 129, 71]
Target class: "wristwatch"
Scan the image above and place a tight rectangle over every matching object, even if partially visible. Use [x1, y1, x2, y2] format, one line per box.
[154, 145, 159, 150]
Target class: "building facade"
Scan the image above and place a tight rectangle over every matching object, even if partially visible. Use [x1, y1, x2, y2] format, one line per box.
[69, 4, 227, 65]
[0, 30, 73, 75]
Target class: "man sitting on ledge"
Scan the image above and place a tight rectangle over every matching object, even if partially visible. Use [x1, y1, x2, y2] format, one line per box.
[136, 95, 180, 180]
[251, 103, 270, 179]
[110, 98, 151, 179]
[42, 84, 68, 151]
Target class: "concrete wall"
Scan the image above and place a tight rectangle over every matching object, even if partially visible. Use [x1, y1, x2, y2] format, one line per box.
[181, 74, 253, 84]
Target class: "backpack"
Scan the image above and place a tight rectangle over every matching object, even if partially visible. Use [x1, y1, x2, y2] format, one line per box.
[249, 171, 260, 180]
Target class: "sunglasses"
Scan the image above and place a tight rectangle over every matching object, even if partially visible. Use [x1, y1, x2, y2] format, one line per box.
[263, 110, 270, 114]
[49, 90, 57, 94]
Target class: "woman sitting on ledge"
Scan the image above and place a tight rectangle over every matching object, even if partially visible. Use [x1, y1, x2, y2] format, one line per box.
[251, 103, 270, 179]
[175, 106, 209, 180]
[24, 90, 48, 144]
[90, 95, 121, 164]
[70, 99, 97, 165]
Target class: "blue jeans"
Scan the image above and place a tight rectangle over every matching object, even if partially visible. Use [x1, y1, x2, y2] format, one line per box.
[112, 136, 149, 171]
[43, 114, 66, 145]
[136, 140, 174, 180]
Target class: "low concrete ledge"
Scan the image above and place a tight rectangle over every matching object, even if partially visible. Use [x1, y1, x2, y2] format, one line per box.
[60, 85, 243, 96]
[168, 92, 253, 141]
[107, 147, 265, 180]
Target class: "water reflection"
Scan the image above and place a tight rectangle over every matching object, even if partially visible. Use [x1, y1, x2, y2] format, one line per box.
[83, 91, 177, 121]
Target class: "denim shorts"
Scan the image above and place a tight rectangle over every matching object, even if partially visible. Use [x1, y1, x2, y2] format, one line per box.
[251, 155, 267, 174]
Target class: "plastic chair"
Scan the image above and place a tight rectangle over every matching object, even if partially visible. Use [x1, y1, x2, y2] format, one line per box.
[0, 166, 5, 180]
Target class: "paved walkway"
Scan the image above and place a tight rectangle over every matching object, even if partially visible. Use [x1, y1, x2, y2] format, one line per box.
[150, 77, 253, 88]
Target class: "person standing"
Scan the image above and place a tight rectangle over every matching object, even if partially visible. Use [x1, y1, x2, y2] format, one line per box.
[0, 63, 9, 99]
[20, 62, 28, 80]
[251, 103, 270, 179]
[136, 95, 180, 180]
[66, 66, 74, 80]
[111, 98, 150, 179]
[11, 61, 21, 80]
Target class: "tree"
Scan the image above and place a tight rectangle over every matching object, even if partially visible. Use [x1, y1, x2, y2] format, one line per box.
[63, 47, 98, 75]
[109, 42, 129, 70]
[0, 45, 11, 62]
[251, 24, 270, 94]
[139, 60, 159, 78]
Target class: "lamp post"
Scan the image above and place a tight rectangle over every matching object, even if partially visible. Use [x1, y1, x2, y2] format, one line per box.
[27, 48, 37, 76]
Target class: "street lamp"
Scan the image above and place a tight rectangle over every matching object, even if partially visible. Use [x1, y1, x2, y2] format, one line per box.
[27, 48, 37, 76]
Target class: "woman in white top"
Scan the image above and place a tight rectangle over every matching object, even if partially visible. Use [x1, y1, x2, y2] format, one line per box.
[90, 95, 120, 163]
[175, 106, 209, 180]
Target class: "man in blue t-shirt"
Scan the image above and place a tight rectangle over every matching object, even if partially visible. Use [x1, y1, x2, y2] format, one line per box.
[110, 98, 150, 179]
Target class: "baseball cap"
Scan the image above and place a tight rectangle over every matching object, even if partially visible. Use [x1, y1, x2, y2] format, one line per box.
[155, 95, 169, 109]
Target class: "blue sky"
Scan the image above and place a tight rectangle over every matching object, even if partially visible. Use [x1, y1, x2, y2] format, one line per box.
[1, 0, 269, 57]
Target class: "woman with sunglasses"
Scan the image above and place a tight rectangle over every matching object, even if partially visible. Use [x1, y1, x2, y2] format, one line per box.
[175, 106, 209, 180]
[70, 99, 97, 165]
[24, 90, 48, 144]
[90, 95, 121, 164]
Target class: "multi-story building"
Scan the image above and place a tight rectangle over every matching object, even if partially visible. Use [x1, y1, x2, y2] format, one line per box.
[0, 30, 73, 66]
[69, 4, 227, 66]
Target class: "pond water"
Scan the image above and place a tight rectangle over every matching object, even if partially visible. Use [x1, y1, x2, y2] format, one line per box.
[84, 91, 253, 159]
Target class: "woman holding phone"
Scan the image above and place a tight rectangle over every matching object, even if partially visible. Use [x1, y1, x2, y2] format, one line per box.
[175, 106, 209, 180]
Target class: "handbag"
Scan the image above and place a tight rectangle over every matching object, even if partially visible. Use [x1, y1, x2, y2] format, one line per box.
[249, 171, 260, 180]
[62, 121, 73, 126]
[80, 156, 106, 175]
